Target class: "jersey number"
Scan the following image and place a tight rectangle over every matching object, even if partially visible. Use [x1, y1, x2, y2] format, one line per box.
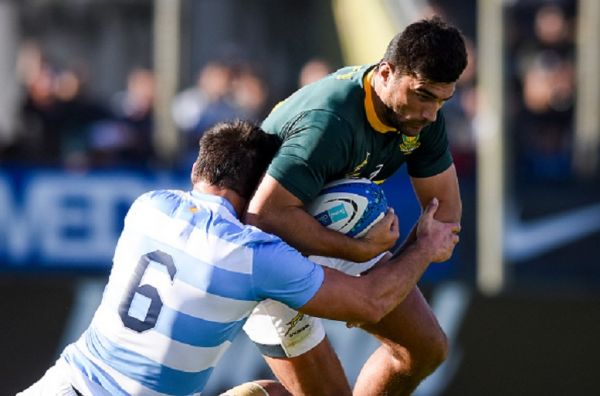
[119, 250, 177, 332]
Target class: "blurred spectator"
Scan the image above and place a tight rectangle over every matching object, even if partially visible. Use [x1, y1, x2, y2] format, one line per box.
[10, 42, 113, 168]
[231, 64, 269, 121]
[111, 68, 154, 127]
[172, 61, 239, 134]
[511, 3, 575, 181]
[53, 66, 111, 169]
[172, 60, 245, 169]
[6, 42, 55, 163]
[517, 51, 574, 180]
[535, 3, 572, 53]
[17, 58, 59, 164]
[298, 58, 332, 87]
[88, 68, 157, 168]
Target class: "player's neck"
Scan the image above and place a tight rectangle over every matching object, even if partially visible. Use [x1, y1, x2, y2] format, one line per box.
[193, 182, 247, 218]
[370, 72, 390, 124]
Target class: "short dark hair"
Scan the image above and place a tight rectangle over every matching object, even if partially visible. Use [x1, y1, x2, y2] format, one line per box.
[382, 16, 467, 83]
[192, 120, 280, 199]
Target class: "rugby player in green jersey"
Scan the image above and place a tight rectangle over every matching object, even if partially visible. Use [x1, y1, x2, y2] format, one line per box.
[244, 17, 468, 396]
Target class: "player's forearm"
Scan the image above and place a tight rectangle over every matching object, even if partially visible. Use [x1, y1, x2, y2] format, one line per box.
[361, 241, 433, 321]
[301, 200, 459, 324]
[412, 165, 463, 224]
[310, 243, 431, 325]
[435, 196, 462, 223]
[247, 205, 376, 261]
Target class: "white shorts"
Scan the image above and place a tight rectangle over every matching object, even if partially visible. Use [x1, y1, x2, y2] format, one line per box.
[18, 349, 112, 396]
[17, 358, 78, 396]
[243, 253, 387, 358]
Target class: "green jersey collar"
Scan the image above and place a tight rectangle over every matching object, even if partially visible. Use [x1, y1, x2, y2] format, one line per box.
[363, 68, 398, 134]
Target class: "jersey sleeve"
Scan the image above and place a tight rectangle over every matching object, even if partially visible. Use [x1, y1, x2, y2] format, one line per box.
[250, 239, 325, 309]
[406, 111, 454, 178]
[266, 110, 353, 203]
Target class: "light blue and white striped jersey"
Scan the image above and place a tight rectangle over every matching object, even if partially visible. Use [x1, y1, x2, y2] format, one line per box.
[61, 189, 324, 395]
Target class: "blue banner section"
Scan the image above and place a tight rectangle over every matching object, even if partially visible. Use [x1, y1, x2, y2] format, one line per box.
[0, 167, 454, 280]
[0, 168, 187, 270]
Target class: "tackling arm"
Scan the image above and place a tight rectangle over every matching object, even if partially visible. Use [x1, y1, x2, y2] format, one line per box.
[299, 198, 459, 324]
[245, 174, 398, 262]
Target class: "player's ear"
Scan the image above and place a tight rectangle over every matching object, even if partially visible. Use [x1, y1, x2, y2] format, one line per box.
[191, 161, 198, 184]
[378, 62, 395, 84]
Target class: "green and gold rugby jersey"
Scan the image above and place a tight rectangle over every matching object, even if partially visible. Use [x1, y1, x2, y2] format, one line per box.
[261, 64, 453, 204]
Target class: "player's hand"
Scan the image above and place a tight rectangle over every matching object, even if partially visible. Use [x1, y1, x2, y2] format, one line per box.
[359, 208, 400, 259]
[415, 198, 460, 263]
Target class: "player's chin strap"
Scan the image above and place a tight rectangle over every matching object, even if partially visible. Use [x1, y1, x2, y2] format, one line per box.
[220, 381, 270, 396]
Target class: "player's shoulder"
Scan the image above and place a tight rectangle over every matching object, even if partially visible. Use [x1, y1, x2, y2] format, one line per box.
[316, 64, 369, 100]
[307, 64, 371, 125]
[134, 189, 188, 208]
[238, 224, 283, 247]
[295, 108, 353, 133]
[242, 225, 308, 269]
[283, 64, 369, 112]
[127, 189, 195, 221]
[263, 65, 370, 136]
[330, 64, 371, 82]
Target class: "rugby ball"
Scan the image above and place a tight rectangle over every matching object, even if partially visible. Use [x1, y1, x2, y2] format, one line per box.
[307, 178, 388, 238]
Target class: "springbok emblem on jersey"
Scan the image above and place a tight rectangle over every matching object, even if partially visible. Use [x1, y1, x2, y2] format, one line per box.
[399, 135, 421, 155]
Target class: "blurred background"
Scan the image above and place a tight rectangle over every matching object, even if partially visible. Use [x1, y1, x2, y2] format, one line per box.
[1, 0, 600, 395]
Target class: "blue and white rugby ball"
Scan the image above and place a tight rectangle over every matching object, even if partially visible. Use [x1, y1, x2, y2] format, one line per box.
[307, 178, 388, 238]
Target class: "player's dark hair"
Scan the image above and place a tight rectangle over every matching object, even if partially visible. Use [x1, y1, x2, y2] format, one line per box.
[192, 120, 280, 199]
[382, 16, 467, 83]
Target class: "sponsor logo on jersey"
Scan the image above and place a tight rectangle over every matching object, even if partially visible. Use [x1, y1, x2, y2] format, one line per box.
[399, 135, 421, 155]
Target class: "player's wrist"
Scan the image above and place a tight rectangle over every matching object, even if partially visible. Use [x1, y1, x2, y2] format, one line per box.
[353, 237, 385, 262]
[410, 238, 437, 263]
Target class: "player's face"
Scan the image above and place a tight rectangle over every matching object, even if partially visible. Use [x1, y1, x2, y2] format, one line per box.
[378, 66, 456, 136]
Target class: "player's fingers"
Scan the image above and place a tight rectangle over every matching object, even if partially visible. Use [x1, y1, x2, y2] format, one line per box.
[390, 212, 400, 234]
[423, 197, 439, 218]
[382, 208, 396, 225]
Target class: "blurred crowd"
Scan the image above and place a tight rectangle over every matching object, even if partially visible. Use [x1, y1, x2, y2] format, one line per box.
[428, 0, 577, 183]
[0, 1, 579, 184]
[0, 41, 333, 172]
[4, 41, 157, 169]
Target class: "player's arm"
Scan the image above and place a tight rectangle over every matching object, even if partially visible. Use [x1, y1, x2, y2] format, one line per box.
[411, 164, 462, 223]
[246, 174, 398, 262]
[394, 164, 462, 258]
[298, 198, 459, 324]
